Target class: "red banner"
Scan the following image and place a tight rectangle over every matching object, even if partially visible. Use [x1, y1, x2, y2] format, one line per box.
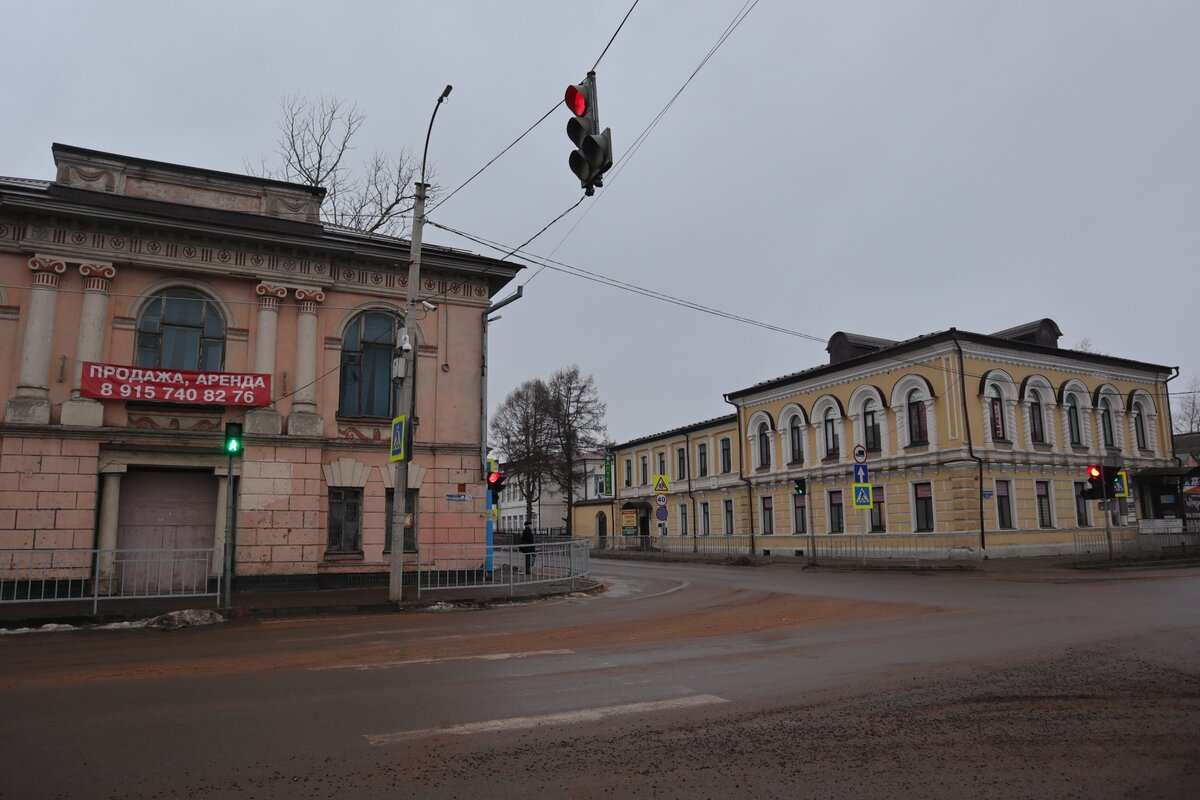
[80, 362, 271, 407]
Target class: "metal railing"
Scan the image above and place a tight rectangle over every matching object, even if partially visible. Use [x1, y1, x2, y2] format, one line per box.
[1074, 528, 1200, 562]
[0, 548, 220, 615]
[588, 532, 980, 563]
[417, 540, 590, 596]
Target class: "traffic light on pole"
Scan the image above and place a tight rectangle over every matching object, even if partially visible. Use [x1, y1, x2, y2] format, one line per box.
[224, 421, 243, 456]
[564, 72, 613, 195]
[1084, 465, 1103, 498]
[793, 478, 807, 496]
[487, 468, 506, 503]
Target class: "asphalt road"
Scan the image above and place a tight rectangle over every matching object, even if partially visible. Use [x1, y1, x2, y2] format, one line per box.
[1, 558, 1198, 799]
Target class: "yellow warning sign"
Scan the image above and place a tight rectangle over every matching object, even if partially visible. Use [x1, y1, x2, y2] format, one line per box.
[652, 474, 671, 493]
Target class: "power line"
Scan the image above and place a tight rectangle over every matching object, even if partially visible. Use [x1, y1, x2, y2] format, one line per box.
[592, 0, 641, 71]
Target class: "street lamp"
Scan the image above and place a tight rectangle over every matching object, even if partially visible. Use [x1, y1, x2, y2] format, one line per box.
[389, 84, 452, 603]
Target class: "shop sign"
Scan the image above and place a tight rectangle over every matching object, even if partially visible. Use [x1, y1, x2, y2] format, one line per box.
[80, 362, 271, 406]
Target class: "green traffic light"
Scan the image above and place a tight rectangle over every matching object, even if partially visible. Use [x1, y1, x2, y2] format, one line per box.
[226, 439, 241, 453]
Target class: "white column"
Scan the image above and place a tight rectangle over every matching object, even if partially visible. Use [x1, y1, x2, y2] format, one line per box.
[6, 257, 66, 424]
[245, 283, 287, 435]
[288, 288, 325, 436]
[96, 469, 124, 585]
[61, 262, 116, 427]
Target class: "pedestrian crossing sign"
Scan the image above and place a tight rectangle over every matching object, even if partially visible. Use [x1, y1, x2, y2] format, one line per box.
[1114, 470, 1129, 498]
[852, 483, 873, 509]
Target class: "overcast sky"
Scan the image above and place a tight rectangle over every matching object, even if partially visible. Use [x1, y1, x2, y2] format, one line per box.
[5, 1, 1198, 443]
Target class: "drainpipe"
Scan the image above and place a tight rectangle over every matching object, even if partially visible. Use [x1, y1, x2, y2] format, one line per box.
[1165, 366, 1180, 465]
[951, 330, 987, 554]
[724, 393, 755, 555]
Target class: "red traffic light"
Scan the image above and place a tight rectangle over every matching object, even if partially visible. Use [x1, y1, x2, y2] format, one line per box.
[487, 471, 501, 486]
[564, 84, 587, 116]
[1086, 465, 1101, 478]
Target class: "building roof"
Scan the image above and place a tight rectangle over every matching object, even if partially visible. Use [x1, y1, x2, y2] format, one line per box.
[612, 413, 737, 450]
[726, 322, 1172, 401]
[0, 145, 524, 296]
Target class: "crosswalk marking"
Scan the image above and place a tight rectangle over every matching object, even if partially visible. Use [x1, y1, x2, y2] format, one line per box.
[313, 648, 574, 671]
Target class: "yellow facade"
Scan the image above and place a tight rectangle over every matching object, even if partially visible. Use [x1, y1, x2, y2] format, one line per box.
[577, 321, 1177, 558]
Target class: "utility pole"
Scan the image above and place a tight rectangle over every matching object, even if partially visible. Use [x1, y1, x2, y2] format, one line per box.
[389, 85, 452, 604]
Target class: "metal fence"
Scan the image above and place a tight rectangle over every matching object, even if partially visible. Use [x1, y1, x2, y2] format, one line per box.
[0, 548, 220, 615]
[588, 532, 980, 563]
[417, 540, 590, 596]
[1074, 528, 1200, 562]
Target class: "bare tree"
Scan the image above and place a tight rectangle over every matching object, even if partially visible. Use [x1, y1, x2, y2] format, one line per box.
[251, 95, 425, 236]
[1173, 373, 1200, 434]
[490, 379, 555, 529]
[541, 366, 608, 536]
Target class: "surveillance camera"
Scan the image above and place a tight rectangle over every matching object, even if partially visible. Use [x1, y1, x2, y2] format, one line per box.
[421, 300, 438, 312]
[400, 333, 413, 353]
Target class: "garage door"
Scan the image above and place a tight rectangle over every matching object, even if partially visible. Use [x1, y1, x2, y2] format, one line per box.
[115, 470, 218, 594]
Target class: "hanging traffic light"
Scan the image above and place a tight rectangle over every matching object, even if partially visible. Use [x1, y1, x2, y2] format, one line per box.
[564, 72, 613, 195]
[793, 478, 807, 496]
[1083, 465, 1103, 498]
[224, 421, 243, 456]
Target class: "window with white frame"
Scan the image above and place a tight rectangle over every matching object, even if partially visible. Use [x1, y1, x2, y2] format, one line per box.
[761, 495, 774, 534]
[1066, 395, 1083, 445]
[640, 456, 648, 485]
[907, 389, 928, 445]
[679, 503, 688, 536]
[720, 438, 732, 473]
[1029, 389, 1046, 444]
[676, 447, 686, 480]
[989, 386, 1007, 441]
[863, 398, 881, 452]
[1035, 481, 1053, 528]
[723, 499, 734, 534]
[657, 451, 666, 476]
[828, 490, 844, 533]
[700, 502, 710, 535]
[339, 311, 398, 418]
[624, 458, 632, 487]
[996, 480, 1014, 529]
[792, 493, 806, 534]
[870, 486, 886, 532]
[1100, 398, 1115, 447]
[757, 422, 772, 469]
[823, 408, 840, 458]
[697, 442, 709, 476]
[1133, 402, 1148, 450]
[914, 482, 934, 532]
[788, 415, 803, 464]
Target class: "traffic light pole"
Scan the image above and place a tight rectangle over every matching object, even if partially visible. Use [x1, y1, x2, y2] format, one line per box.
[388, 85, 452, 605]
[223, 448, 234, 607]
[1102, 464, 1114, 561]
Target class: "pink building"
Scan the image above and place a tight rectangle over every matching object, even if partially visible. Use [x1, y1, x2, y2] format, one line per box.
[0, 144, 519, 590]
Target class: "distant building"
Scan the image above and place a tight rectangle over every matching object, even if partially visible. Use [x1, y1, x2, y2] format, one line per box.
[578, 319, 1181, 556]
[497, 451, 609, 534]
[0, 144, 519, 588]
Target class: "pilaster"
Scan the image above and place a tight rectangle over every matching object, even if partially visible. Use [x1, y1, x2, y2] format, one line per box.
[6, 257, 66, 424]
[287, 287, 325, 437]
[62, 262, 116, 427]
[245, 282, 288, 436]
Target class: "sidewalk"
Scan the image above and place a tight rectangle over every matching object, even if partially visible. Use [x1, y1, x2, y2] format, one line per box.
[0, 578, 603, 629]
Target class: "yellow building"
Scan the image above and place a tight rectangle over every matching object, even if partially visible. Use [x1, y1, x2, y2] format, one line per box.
[578, 320, 1179, 558]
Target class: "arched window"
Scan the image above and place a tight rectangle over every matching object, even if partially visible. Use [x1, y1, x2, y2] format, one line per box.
[339, 311, 397, 418]
[907, 389, 928, 445]
[1133, 402, 1148, 450]
[1066, 395, 1082, 445]
[823, 408, 839, 457]
[989, 385, 1006, 441]
[1029, 389, 1045, 444]
[789, 416, 803, 463]
[863, 399, 881, 451]
[757, 421, 771, 468]
[1100, 398, 1115, 447]
[135, 288, 225, 371]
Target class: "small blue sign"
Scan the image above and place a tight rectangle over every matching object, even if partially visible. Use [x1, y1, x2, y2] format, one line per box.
[854, 463, 869, 483]
[389, 415, 407, 462]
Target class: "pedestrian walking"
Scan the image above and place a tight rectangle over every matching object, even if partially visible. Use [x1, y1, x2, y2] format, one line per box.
[520, 522, 535, 574]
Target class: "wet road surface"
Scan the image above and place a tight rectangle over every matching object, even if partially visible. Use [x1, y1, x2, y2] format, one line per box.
[1, 558, 1198, 798]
